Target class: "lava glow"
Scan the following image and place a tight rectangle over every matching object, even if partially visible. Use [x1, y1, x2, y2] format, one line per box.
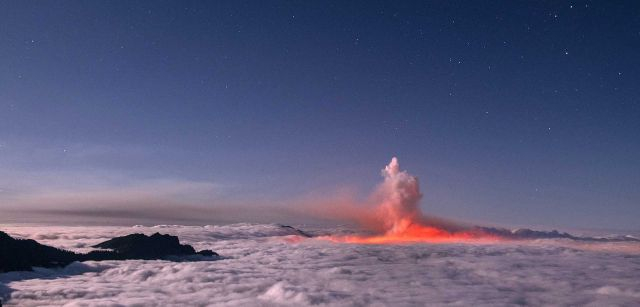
[323, 225, 503, 244]
[323, 157, 501, 244]
[325, 222, 502, 244]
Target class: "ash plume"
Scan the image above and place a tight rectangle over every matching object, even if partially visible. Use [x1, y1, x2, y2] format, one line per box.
[373, 157, 424, 234]
[312, 157, 638, 243]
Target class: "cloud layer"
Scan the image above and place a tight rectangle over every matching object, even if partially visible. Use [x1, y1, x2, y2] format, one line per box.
[1, 224, 639, 306]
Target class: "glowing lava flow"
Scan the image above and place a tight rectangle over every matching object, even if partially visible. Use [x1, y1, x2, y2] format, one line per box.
[324, 223, 502, 244]
[323, 157, 501, 244]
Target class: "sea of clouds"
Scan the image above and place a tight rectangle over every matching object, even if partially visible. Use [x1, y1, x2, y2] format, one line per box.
[1, 223, 639, 306]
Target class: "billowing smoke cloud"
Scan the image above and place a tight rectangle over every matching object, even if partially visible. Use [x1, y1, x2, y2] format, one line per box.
[294, 157, 470, 237]
[314, 157, 640, 244]
[373, 157, 423, 234]
[319, 157, 494, 243]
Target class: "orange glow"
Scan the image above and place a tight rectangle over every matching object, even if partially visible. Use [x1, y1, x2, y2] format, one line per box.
[322, 220, 502, 244]
[315, 158, 504, 245]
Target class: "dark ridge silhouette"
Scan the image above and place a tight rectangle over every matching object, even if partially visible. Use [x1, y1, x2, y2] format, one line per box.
[474, 227, 640, 242]
[0, 231, 218, 273]
[91, 232, 216, 260]
[0, 231, 79, 273]
[278, 224, 313, 238]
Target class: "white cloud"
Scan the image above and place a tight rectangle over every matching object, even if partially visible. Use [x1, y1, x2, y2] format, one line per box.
[1, 224, 639, 306]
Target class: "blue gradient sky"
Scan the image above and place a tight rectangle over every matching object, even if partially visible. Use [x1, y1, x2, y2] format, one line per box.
[1, 1, 639, 229]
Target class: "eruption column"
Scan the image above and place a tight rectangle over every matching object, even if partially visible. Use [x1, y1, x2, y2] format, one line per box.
[324, 157, 500, 244]
[376, 157, 423, 234]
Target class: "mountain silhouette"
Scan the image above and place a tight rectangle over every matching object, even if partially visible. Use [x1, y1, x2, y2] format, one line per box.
[90, 232, 216, 259]
[475, 227, 640, 242]
[0, 231, 79, 272]
[0, 231, 218, 273]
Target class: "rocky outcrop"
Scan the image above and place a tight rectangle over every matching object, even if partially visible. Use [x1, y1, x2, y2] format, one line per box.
[0, 231, 79, 272]
[91, 232, 217, 260]
[0, 231, 218, 273]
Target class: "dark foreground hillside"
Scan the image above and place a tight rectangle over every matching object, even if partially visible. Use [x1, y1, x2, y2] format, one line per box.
[0, 231, 218, 273]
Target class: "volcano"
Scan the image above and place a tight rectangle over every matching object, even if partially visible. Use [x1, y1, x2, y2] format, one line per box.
[322, 157, 639, 244]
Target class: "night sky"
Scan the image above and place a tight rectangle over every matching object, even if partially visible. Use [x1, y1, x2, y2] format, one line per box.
[1, 1, 639, 229]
